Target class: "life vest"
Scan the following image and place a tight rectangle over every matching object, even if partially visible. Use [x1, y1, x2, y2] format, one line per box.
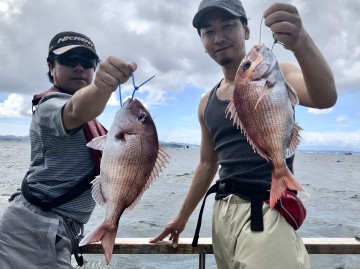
[32, 86, 107, 174]
[21, 86, 108, 211]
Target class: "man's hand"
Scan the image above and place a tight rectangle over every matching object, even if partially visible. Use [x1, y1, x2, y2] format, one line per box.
[149, 216, 187, 248]
[63, 57, 137, 130]
[263, 3, 307, 52]
[94, 56, 137, 93]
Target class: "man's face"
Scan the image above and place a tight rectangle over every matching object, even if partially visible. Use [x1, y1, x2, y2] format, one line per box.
[48, 48, 96, 94]
[199, 9, 249, 67]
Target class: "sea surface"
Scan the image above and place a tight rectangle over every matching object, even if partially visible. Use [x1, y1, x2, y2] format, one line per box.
[0, 140, 359, 269]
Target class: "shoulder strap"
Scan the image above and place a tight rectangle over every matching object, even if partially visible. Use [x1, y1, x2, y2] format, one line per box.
[83, 119, 107, 175]
[32, 86, 59, 112]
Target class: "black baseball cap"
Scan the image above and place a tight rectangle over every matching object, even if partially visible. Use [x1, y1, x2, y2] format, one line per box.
[192, 0, 248, 29]
[48, 31, 98, 59]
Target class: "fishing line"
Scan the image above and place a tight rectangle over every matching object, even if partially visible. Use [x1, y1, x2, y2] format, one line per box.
[118, 73, 156, 107]
[259, 15, 285, 52]
[131, 73, 156, 100]
[271, 38, 276, 52]
[118, 84, 123, 107]
[259, 16, 264, 45]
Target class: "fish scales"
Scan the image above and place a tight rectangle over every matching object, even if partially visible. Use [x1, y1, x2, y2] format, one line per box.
[226, 44, 305, 208]
[79, 98, 169, 264]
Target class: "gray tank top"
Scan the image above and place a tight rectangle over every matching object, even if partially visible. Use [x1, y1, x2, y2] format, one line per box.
[204, 82, 294, 194]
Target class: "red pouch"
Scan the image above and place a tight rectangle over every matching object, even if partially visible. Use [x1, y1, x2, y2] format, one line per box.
[267, 191, 307, 230]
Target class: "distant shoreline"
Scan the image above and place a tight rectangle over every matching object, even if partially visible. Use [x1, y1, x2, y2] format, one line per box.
[0, 136, 358, 155]
[0, 136, 199, 149]
[0, 135, 30, 141]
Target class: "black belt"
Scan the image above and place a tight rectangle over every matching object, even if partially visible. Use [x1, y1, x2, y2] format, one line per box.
[192, 182, 269, 247]
[21, 172, 95, 211]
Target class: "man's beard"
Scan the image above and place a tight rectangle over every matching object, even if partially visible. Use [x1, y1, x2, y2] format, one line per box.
[218, 57, 233, 66]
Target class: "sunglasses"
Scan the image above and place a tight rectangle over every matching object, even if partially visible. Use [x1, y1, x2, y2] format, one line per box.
[54, 55, 99, 69]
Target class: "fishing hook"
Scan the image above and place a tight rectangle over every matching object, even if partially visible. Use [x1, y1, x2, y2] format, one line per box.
[271, 33, 286, 52]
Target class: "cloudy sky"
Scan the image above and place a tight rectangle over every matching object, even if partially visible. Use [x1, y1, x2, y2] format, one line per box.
[0, 0, 359, 151]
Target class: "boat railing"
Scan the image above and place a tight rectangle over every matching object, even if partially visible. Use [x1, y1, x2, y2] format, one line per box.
[80, 237, 360, 269]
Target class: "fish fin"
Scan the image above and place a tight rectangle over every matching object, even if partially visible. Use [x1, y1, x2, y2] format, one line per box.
[254, 83, 271, 110]
[115, 130, 125, 142]
[246, 136, 271, 162]
[266, 73, 277, 88]
[87, 135, 107, 150]
[79, 225, 105, 246]
[102, 229, 117, 265]
[269, 164, 308, 209]
[124, 177, 155, 213]
[286, 81, 299, 106]
[225, 96, 243, 130]
[285, 122, 302, 158]
[125, 146, 169, 214]
[91, 176, 106, 207]
[226, 95, 270, 161]
[150, 146, 170, 179]
[79, 222, 118, 265]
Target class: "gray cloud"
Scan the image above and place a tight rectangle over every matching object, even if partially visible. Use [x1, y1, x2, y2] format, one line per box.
[0, 0, 358, 101]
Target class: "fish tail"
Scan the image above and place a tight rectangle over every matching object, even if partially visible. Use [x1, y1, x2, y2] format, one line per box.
[102, 227, 117, 264]
[79, 222, 118, 264]
[270, 165, 307, 209]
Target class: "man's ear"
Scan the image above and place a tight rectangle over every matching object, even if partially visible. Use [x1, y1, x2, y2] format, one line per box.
[48, 62, 54, 76]
[244, 25, 250, 40]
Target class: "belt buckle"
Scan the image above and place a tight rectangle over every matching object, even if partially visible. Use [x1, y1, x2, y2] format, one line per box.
[219, 182, 235, 194]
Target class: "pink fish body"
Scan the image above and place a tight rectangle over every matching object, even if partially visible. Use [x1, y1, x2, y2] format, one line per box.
[79, 98, 169, 264]
[226, 44, 305, 208]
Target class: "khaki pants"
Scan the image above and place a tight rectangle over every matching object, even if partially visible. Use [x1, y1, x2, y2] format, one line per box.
[212, 195, 311, 269]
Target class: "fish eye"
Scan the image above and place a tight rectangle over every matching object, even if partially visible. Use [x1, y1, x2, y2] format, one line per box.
[138, 111, 147, 123]
[242, 60, 252, 71]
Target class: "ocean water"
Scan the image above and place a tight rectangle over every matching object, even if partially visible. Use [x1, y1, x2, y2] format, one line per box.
[0, 140, 359, 269]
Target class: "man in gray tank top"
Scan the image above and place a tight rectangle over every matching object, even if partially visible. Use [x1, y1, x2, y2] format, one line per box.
[0, 31, 137, 268]
[151, 0, 337, 268]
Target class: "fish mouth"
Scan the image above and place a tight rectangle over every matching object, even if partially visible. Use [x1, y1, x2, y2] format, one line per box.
[122, 98, 133, 107]
[122, 98, 141, 110]
[247, 44, 266, 62]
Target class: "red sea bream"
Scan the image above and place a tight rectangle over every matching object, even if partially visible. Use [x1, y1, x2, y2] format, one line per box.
[79, 98, 169, 264]
[226, 44, 306, 208]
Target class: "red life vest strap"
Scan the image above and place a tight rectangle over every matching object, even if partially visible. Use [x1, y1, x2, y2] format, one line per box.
[32, 86, 107, 174]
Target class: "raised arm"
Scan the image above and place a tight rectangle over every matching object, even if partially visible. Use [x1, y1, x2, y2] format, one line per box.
[63, 57, 137, 130]
[264, 3, 337, 108]
[150, 93, 219, 247]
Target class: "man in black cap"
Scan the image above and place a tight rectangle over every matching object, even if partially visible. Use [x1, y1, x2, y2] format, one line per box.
[0, 31, 136, 268]
[46, 31, 101, 94]
[151, 0, 337, 268]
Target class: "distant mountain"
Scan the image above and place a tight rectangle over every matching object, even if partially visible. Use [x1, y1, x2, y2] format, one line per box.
[1, 136, 356, 154]
[160, 141, 199, 149]
[0, 135, 30, 141]
[298, 145, 360, 155]
[0, 136, 198, 149]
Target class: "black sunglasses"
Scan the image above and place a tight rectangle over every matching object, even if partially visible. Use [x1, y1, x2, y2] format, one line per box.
[54, 55, 99, 69]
